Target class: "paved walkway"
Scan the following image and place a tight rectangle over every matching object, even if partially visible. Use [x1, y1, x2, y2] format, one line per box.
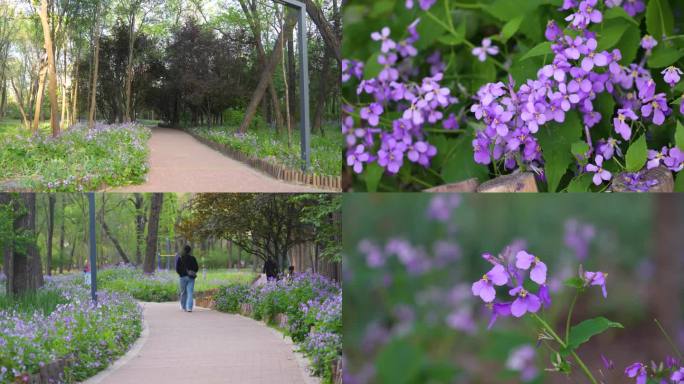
[86, 302, 315, 384]
[112, 128, 318, 192]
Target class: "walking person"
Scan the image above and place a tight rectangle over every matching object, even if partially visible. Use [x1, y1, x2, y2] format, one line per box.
[176, 245, 199, 312]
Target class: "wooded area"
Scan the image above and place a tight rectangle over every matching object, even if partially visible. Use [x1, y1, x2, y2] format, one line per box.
[0, 192, 341, 297]
[0, 0, 340, 135]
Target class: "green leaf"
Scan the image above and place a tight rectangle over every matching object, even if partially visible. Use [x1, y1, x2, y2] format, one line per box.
[646, 0, 674, 40]
[538, 111, 583, 192]
[564, 277, 584, 289]
[571, 141, 590, 157]
[364, 162, 384, 192]
[363, 53, 381, 80]
[676, 120, 684, 151]
[566, 173, 593, 192]
[675, 173, 684, 192]
[376, 339, 423, 384]
[567, 317, 623, 350]
[648, 46, 684, 68]
[438, 32, 465, 46]
[614, 25, 641, 65]
[597, 21, 631, 51]
[603, 6, 638, 26]
[440, 135, 489, 183]
[626, 134, 648, 172]
[483, 0, 542, 22]
[520, 42, 552, 61]
[501, 16, 524, 43]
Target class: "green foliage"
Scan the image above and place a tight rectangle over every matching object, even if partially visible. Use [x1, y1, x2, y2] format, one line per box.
[190, 123, 340, 177]
[98, 266, 256, 302]
[566, 317, 624, 350]
[626, 134, 648, 172]
[0, 122, 151, 191]
[538, 111, 583, 192]
[0, 289, 67, 315]
[645, 0, 674, 39]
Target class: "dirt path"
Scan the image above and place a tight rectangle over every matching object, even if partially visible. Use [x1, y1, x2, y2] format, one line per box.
[111, 128, 319, 192]
[84, 302, 317, 384]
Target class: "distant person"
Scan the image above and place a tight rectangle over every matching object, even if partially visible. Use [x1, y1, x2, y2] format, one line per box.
[263, 259, 278, 280]
[288, 265, 295, 277]
[175, 245, 199, 313]
[84, 261, 91, 285]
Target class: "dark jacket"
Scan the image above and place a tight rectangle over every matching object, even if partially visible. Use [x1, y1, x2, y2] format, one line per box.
[176, 253, 199, 279]
[263, 259, 278, 279]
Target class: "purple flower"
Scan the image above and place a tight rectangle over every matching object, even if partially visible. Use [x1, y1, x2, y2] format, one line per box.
[613, 108, 637, 140]
[641, 93, 670, 125]
[405, 0, 436, 10]
[586, 155, 612, 186]
[443, 113, 459, 130]
[625, 362, 647, 384]
[360, 103, 383, 126]
[371, 27, 396, 53]
[509, 286, 541, 317]
[515, 251, 547, 285]
[672, 367, 684, 382]
[472, 38, 499, 62]
[647, 147, 668, 169]
[473, 134, 492, 165]
[506, 345, 538, 382]
[662, 66, 683, 87]
[377, 136, 406, 174]
[538, 284, 552, 308]
[545, 20, 562, 41]
[488, 302, 512, 329]
[584, 271, 608, 298]
[640, 35, 657, 52]
[472, 264, 509, 303]
[407, 141, 437, 166]
[623, 0, 645, 17]
[347, 145, 370, 173]
[565, 0, 602, 29]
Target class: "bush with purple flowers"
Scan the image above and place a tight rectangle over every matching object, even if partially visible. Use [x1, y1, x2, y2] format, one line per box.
[343, 0, 684, 192]
[0, 275, 142, 384]
[0, 122, 151, 191]
[213, 272, 342, 383]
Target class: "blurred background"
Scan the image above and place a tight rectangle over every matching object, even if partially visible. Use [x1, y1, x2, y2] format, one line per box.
[343, 194, 684, 383]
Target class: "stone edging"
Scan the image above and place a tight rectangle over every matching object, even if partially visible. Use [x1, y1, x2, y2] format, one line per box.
[183, 129, 342, 191]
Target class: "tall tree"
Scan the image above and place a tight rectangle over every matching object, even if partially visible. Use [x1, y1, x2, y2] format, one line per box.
[38, 0, 59, 137]
[143, 193, 163, 274]
[99, 195, 131, 264]
[133, 193, 146, 265]
[88, 2, 102, 129]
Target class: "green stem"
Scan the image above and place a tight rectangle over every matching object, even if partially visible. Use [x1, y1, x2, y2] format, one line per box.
[565, 292, 578, 343]
[451, 1, 483, 9]
[531, 314, 598, 384]
[654, 319, 684, 359]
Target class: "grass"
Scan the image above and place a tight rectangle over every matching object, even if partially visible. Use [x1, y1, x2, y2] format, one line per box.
[0, 289, 67, 316]
[0, 118, 50, 137]
[97, 266, 258, 302]
[189, 123, 341, 177]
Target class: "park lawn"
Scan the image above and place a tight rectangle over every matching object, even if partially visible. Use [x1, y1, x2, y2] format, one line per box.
[189, 123, 341, 177]
[97, 266, 258, 302]
[0, 121, 150, 191]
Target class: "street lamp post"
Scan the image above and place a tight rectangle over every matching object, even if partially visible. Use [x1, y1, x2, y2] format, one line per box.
[88, 193, 98, 304]
[274, 0, 310, 171]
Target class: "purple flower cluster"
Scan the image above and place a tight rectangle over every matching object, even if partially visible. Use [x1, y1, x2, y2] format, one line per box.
[359, 237, 461, 276]
[625, 357, 684, 384]
[471, 249, 552, 326]
[343, 21, 456, 175]
[506, 344, 539, 382]
[469, 1, 681, 186]
[563, 219, 596, 260]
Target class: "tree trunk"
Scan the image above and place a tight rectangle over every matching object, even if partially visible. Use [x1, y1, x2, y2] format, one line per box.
[281, 18, 292, 147]
[10, 79, 30, 130]
[287, 31, 297, 126]
[6, 193, 43, 295]
[71, 52, 79, 125]
[124, 12, 135, 123]
[101, 216, 132, 264]
[134, 193, 145, 265]
[32, 60, 48, 134]
[313, 47, 331, 134]
[239, 11, 297, 134]
[60, 47, 68, 129]
[143, 193, 164, 274]
[39, 0, 59, 137]
[88, 8, 101, 130]
[46, 194, 55, 276]
[237, 0, 284, 132]
[304, 0, 341, 63]
[59, 194, 65, 274]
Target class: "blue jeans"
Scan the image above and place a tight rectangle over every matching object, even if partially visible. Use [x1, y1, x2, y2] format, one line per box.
[179, 276, 195, 311]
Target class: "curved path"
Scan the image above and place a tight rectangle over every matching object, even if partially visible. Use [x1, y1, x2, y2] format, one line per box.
[112, 128, 318, 192]
[85, 302, 316, 384]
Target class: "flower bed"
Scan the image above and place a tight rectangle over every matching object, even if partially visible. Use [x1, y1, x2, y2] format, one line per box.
[214, 272, 342, 383]
[343, 0, 684, 192]
[0, 277, 142, 383]
[188, 125, 341, 178]
[0, 122, 150, 191]
[97, 265, 257, 302]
